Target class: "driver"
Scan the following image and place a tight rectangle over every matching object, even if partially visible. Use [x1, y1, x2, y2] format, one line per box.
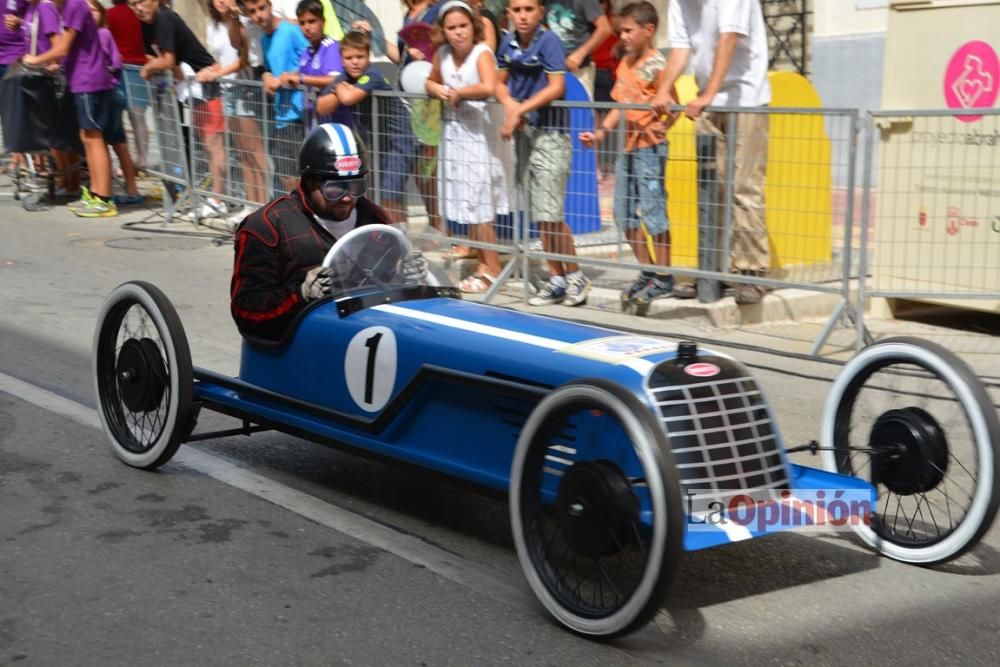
[230, 122, 427, 341]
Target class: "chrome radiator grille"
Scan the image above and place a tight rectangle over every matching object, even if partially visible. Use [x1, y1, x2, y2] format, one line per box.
[649, 374, 790, 502]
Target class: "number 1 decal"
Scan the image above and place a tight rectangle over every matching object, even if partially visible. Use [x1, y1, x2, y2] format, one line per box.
[345, 327, 397, 412]
[363, 332, 383, 404]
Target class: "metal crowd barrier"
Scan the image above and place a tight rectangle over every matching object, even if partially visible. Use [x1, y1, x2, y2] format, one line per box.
[121, 66, 192, 222]
[369, 90, 863, 347]
[123, 68, 999, 355]
[857, 108, 1000, 348]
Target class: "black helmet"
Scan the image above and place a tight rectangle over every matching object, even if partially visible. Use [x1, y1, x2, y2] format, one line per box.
[298, 122, 369, 179]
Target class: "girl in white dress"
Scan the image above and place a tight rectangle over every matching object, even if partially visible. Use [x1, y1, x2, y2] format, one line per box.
[426, 0, 512, 292]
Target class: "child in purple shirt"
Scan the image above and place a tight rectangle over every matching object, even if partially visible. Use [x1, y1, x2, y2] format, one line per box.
[91, 0, 140, 206]
[281, 0, 345, 128]
[24, 0, 127, 217]
[0, 0, 27, 73]
[20, 0, 58, 57]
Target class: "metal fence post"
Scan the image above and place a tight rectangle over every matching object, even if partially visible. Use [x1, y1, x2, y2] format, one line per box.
[856, 112, 876, 351]
[371, 93, 381, 207]
[696, 117, 721, 302]
[810, 110, 859, 355]
[719, 110, 738, 294]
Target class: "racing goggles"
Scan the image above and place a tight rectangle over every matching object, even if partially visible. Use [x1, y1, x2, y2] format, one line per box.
[321, 178, 367, 201]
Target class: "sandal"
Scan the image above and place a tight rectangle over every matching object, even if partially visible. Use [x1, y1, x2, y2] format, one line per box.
[458, 273, 496, 294]
[446, 245, 477, 260]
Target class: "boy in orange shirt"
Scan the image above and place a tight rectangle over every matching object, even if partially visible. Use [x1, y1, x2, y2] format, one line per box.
[580, 1, 677, 308]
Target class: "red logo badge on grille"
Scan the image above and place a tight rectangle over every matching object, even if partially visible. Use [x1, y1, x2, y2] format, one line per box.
[335, 155, 362, 173]
[684, 362, 720, 378]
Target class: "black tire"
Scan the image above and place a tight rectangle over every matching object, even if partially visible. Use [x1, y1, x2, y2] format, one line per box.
[510, 378, 683, 638]
[93, 281, 193, 469]
[822, 337, 1000, 564]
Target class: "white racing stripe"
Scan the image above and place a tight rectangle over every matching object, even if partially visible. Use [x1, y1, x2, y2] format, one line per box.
[0, 371, 533, 610]
[375, 303, 655, 375]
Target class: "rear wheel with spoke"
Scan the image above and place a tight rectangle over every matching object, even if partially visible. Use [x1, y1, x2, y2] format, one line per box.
[93, 281, 193, 469]
[821, 337, 1000, 564]
[510, 379, 683, 638]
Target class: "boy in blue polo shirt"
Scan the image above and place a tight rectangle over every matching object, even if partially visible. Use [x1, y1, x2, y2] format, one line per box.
[496, 0, 591, 307]
[245, 0, 308, 192]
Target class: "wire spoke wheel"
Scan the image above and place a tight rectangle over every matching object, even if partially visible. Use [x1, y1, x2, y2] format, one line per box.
[822, 338, 1000, 564]
[510, 379, 683, 638]
[93, 282, 193, 469]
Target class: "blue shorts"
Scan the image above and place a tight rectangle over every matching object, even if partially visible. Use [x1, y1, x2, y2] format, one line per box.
[613, 142, 669, 236]
[378, 136, 421, 202]
[74, 89, 126, 145]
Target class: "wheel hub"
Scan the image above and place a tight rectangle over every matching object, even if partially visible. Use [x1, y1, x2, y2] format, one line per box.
[116, 338, 167, 413]
[869, 407, 948, 495]
[555, 460, 639, 558]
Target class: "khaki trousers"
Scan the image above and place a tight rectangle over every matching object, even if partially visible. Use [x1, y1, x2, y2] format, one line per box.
[696, 110, 770, 273]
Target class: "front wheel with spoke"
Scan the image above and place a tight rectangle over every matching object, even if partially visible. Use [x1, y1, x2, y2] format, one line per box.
[510, 379, 683, 638]
[93, 281, 194, 469]
[821, 337, 1000, 564]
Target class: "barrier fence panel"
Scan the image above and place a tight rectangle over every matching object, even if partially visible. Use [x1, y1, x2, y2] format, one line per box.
[122, 66, 192, 221]
[368, 88, 862, 327]
[187, 77, 270, 220]
[861, 109, 1000, 312]
[522, 101, 861, 317]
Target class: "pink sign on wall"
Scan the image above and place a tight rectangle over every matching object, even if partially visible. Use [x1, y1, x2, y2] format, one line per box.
[943, 40, 1000, 122]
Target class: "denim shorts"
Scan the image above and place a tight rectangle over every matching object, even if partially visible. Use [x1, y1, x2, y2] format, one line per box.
[74, 88, 126, 145]
[613, 142, 669, 235]
[516, 128, 571, 222]
[223, 83, 259, 118]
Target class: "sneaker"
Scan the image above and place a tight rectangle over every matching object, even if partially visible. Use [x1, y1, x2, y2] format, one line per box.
[180, 202, 224, 221]
[528, 278, 567, 306]
[200, 200, 226, 219]
[673, 281, 698, 299]
[114, 193, 144, 207]
[563, 272, 591, 307]
[74, 198, 118, 218]
[633, 274, 675, 304]
[67, 186, 94, 212]
[621, 272, 655, 303]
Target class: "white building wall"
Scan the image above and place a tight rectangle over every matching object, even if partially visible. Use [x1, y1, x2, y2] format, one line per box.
[811, 0, 889, 111]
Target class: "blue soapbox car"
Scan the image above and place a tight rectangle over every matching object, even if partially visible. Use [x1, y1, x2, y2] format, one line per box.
[93, 225, 1000, 638]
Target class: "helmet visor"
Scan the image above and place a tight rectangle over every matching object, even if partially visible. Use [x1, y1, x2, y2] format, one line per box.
[321, 178, 367, 202]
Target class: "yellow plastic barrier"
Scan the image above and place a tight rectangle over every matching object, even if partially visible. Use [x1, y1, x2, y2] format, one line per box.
[666, 72, 833, 270]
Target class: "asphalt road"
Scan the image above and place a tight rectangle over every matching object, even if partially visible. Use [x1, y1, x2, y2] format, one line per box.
[2, 199, 999, 666]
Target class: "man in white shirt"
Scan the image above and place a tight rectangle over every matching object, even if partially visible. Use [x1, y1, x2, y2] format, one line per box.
[652, 0, 771, 305]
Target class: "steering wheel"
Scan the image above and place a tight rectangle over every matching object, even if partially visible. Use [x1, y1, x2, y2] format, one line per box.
[321, 224, 413, 290]
[322, 224, 447, 290]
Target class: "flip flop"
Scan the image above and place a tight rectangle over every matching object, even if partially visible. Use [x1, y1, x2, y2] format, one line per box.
[458, 273, 496, 294]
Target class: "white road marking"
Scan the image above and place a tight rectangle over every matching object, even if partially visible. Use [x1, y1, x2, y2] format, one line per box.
[0, 371, 533, 610]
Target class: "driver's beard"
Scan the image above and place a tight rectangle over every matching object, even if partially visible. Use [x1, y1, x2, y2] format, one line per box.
[309, 186, 356, 221]
[327, 201, 356, 221]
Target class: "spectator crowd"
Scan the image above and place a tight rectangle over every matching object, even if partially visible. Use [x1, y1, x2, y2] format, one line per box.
[0, 0, 773, 307]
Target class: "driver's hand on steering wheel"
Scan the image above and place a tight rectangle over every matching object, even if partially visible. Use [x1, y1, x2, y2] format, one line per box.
[401, 249, 428, 283]
[301, 266, 335, 301]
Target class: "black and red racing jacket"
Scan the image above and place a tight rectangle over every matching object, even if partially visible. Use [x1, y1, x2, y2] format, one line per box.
[230, 185, 392, 342]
